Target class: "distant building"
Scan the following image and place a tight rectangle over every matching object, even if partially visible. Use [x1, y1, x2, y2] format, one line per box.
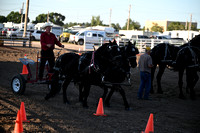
[145, 20, 197, 32]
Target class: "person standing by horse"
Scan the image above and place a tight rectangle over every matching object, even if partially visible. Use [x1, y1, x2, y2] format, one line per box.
[38, 22, 64, 80]
[137, 47, 153, 100]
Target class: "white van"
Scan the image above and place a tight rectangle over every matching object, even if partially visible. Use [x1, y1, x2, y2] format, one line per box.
[51, 26, 63, 39]
[75, 30, 113, 45]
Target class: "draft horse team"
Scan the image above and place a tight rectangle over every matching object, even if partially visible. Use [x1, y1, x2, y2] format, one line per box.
[45, 36, 200, 109]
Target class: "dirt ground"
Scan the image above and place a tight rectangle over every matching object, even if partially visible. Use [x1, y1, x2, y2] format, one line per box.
[0, 42, 200, 133]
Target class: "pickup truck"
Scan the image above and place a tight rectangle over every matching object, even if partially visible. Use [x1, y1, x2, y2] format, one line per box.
[75, 30, 113, 45]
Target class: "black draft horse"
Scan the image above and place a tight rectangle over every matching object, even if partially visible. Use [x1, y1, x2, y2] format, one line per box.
[150, 43, 180, 94]
[78, 41, 139, 110]
[151, 35, 200, 99]
[101, 41, 139, 108]
[175, 44, 200, 99]
[45, 41, 122, 104]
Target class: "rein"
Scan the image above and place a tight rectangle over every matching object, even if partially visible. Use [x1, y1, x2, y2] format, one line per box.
[89, 51, 97, 74]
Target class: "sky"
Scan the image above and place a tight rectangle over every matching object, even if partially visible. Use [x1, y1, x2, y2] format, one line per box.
[0, 0, 200, 28]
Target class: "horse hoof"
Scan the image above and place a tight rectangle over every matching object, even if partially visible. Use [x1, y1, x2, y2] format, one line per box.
[150, 89, 154, 94]
[190, 96, 196, 100]
[83, 105, 89, 109]
[64, 101, 71, 105]
[63, 98, 70, 104]
[125, 107, 132, 111]
[105, 102, 110, 107]
[44, 94, 51, 100]
[82, 103, 89, 108]
[157, 90, 163, 94]
[179, 95, 186, 99]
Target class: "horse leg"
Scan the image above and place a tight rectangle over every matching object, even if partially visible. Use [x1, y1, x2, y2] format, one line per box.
[178, 68, 185, 99]
[118, 86, 130, 110]
[79, 83, 84, 103]
[156, 65, 166, 94]
[82, 84, 91, 108]
[45, 72, 60, 100]
[62, 77, 72, 104]
[101, 85, 108, 102]
[150, 64, 157, 94]
[104, 87, 115, 107]
[186, 68, 199, 100]
[190, 72, 199, 100]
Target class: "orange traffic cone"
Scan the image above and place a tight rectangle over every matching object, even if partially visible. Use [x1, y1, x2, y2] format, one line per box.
[78, 48, 81, 55]
[20, 102, 30, 122]
[20, 64, 28, 75]
[93, 98, 106, 116]
[142, 113, 154, 133]
[14, 110, 23, 133]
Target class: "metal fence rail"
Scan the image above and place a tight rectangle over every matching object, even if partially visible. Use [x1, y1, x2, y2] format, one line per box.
[119, 38, 187, 53]
[0, 36, 32, 47]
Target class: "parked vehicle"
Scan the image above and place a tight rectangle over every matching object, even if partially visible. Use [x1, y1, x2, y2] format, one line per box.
[51, 26, 63, 39]
[75, 30, 113, 45]
[131, 35, 149, 39]
[114, 34, 130, 46]
[68, 30, 78, 43]
[59, 29, 71, 42]
[0, 28, 8, 36]
[31, 30, 44, 40]
[12, 29, 34, 38]
[154, 35, 170, 39]
[6, 28, 18, 37]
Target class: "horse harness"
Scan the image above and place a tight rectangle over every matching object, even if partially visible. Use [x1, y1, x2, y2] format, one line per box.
[161, 43, 173, 63]
[176, 45, 200, 68]
[78, 49, 132, 85]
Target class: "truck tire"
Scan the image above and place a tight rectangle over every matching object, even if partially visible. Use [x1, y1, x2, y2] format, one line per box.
[61, 37, 65, 42]
[31, 36, 35, 41]
[78, 39, 84, 45]
[11, 74, 26, 95]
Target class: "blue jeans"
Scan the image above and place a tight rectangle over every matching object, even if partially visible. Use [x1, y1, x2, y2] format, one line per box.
[138, 71, 151, 99]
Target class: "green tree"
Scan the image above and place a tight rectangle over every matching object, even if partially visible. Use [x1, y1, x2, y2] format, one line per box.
[151, 23, 163, 32]
[33, 12, 65, 26]
[167, 22, 185, 31]
[0, 15, 7, 23]
[185, 23, 197, 31]
[122, 18, 141, 30]
[111, 23, 121, 31]
[6, 11, 29, 23]
[91, 16, 103, 26]
[49, 12, 65, 26]
[32, 13, 47, 23]
[63, 22, 91, 29]
[190, 24, 197, 31]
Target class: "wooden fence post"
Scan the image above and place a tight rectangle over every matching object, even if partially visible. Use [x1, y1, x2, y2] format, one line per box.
[23, 40, 26, 47]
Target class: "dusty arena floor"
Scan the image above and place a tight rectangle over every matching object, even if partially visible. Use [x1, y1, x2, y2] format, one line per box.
[0, 42, 200, 133]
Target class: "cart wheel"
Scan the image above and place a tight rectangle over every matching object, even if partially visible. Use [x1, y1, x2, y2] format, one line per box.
[11, 74, 26, 95]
